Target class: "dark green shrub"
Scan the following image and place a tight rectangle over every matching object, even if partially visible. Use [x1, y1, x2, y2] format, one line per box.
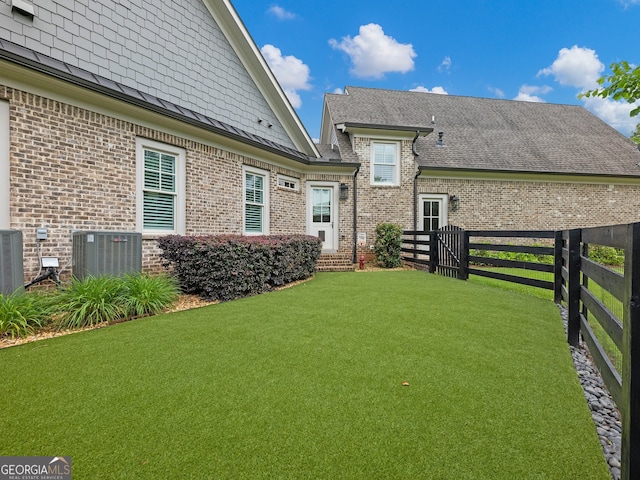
[374, 223, 404, 268]
[587, 245, 624, 266]
[157, 234, 322, 301]
[120, 272, 180, 318]
[470, 243, 553, 265]
[0, 292, 52, 338]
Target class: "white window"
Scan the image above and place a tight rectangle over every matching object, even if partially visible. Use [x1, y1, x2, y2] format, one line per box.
[371, 141, 400, 186]
[277, 174, 299, 191]
[243, 166, 270, 235]
[419, 194, 448, 231]
[136, 138, 186, 235]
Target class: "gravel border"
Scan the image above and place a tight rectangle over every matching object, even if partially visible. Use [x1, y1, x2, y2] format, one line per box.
[560, 305, 622, 479]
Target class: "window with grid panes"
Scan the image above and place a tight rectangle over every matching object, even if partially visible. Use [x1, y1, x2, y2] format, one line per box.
[136, 138, 185, 235]
[371, 142, 399, 185]
[143, 149, 177, 231]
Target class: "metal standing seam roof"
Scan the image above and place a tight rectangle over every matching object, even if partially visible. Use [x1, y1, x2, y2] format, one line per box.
[0, 38, 329, 166]
[324, 86, 640, 177]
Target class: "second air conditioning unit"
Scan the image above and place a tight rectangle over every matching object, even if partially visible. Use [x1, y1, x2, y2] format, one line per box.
[0, 230, 24, 295]
[72, 231, 142, 279]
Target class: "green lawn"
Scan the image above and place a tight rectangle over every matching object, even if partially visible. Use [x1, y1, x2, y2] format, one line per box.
[0, 271, 609, 479]
[469, 266, 624, 372]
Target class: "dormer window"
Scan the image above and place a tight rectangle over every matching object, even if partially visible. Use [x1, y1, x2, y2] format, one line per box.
[371, 141, 400, 186]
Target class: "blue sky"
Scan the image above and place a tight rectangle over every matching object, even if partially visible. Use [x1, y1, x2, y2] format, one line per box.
[231, 0, 640, 141]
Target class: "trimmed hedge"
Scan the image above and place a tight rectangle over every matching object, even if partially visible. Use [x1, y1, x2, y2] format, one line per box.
[157, 234, 322, 301]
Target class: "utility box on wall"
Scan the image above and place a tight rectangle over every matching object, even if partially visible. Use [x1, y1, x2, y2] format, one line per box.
[72, 231, 142, 279]
[0, 230, 24, 295]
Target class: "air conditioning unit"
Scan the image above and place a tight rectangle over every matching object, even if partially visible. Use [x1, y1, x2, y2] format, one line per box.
[0, 230, 24, 295]
[72, 231, 142, 279]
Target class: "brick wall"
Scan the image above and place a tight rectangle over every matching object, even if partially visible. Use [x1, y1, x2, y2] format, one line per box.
[419, 177, 640, 231]
[346, 135, 640, 258]
[351, 136, 417, 255]
[2, 86, 313, 281]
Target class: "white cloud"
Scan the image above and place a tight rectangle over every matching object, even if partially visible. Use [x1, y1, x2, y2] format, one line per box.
[268, 5, 296, 20]
[582, 96, 640, 137]
[513, 92, 545, 103]
[329, 24, 416, 79]
[410, 85, 448, 94]
[437, 56, 452, 73]
[619, 0, 640, 7]
[513, 85, 552, 103]
[521, 84, 553, 95]
[488, 86, 505, 98]
[540, 45, 639, 136]
[261, 44, 311, 108]
[332, 87, 344, 94]
[538, 45, 604, 90]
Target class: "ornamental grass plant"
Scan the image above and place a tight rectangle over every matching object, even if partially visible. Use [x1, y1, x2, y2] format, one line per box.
[53, 275, 125, 329]
[0, 291, 51, 338]
[119, 273, 180, 319]
[52, 273, 180, 329]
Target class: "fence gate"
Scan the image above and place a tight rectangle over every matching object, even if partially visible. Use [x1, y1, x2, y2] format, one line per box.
[435, 225, 466, 279]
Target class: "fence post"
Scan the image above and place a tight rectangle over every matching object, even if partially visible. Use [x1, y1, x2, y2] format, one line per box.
[459, 230, 469, 280]
[567, 228, 581, 347]
[429, 230, 437, 273]
[553, 231, 563, 304]
[622, 222, 640, 480]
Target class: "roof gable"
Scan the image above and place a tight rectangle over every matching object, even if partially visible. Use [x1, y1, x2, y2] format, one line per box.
[323, 86, 640, 177]
[0, 0, 318, 157]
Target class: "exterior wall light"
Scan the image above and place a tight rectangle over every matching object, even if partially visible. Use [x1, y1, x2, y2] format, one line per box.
[340, 183, 349, 200]
[449, 195, 460, 212]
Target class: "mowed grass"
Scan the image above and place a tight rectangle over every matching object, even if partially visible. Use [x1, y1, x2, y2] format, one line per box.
[0, 271, 609, 479]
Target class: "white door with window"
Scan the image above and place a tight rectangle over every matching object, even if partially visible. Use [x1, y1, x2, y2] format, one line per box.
[307, 182, 338, 252]
[419, 194, 448, 231]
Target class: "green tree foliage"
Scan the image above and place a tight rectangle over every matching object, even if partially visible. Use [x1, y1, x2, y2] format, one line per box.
[579, 61, 640, 117]
[631, 123, 640, 145]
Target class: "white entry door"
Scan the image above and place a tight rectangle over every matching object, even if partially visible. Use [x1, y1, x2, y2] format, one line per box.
[307, 183, 338, 251]
[419, 194, 448, 231]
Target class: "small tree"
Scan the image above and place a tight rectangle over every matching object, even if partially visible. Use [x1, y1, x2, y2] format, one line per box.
[579, 60, 640, 117]
[374, 223, 404, 268]
[631, 123, 640, 146]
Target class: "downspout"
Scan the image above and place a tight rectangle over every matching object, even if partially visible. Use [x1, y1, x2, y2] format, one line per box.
[352, 166, 360, 264]
[412, 131, 421, 233]
[412, 131, 421, 262]
[414, 170, 420, 231]
[412, 130, 421, 157]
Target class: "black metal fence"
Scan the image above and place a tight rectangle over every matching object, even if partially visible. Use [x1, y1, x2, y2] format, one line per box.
[402, 223, 640, 479]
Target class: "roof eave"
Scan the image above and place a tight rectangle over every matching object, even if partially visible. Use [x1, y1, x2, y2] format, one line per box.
[418, 165, 640, 180]
[337, 122, 434, 136]
[0, 45, 317, 166]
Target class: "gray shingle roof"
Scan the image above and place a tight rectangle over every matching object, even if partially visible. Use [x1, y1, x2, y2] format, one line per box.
[325, 86, 640, 177]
